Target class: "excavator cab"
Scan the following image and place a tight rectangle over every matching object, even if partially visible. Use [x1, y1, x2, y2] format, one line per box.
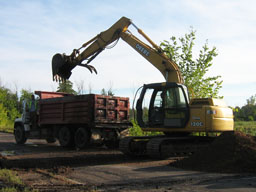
[136, 82, 190, 129]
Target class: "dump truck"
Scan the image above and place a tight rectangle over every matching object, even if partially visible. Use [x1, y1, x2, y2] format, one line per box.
[14, 91, 131, 149]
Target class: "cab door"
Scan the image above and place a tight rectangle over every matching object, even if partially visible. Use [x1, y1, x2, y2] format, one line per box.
[163, 86, 190, 128]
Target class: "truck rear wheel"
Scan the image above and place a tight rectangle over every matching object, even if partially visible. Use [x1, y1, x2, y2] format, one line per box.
[58, 127, 74, 147]
[14, 125, 27, 144]
[75, 127, 91, 149]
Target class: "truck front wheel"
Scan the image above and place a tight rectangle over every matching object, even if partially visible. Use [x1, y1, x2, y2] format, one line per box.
[58, 127, 74, 147]
[14, 125, 27, 144]
[75, 127, 91, 149]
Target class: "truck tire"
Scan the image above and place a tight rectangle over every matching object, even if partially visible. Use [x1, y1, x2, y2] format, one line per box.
[14, 125, 27, 144]
[75, 127, 91, 149]
[58, 127, 74, 147]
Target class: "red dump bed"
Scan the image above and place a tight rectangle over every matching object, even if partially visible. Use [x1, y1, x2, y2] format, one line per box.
[37, 93, 130, 126]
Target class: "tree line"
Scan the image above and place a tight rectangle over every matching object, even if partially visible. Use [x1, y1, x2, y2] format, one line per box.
[0, 86, 29, 127]
[1, 79, 255, 129]
[233, 95, 256, 121]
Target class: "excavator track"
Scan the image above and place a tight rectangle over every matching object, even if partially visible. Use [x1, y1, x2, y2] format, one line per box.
[146, 137, 165, 159]
[120, 136, 214, 159]
[119, 137, 134, 156]
[119, 136, 157, 157]
[147, 137, 199, 159]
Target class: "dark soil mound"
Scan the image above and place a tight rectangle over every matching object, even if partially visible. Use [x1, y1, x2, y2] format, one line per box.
[172, 131, 256, 173]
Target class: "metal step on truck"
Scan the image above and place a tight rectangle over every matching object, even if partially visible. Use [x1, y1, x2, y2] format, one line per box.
[14, 91, 131, 149]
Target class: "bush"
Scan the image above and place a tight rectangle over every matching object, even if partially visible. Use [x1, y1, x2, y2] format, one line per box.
[248, 116, 254, 121]
[129, 119, 162, 136]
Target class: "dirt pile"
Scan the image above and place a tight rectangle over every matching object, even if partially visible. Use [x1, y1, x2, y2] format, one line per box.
[173, 131, 256, 173]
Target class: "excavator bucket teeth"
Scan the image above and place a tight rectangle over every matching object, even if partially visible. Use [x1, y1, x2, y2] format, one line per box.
[52, 53, 72, 81]
[87, 65, 98, 74]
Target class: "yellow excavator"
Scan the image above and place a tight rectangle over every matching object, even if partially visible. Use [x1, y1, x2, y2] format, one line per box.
[52, 16, 233, 158]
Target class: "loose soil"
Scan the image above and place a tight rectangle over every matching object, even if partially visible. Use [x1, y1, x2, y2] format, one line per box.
[173, 131, 256, 173]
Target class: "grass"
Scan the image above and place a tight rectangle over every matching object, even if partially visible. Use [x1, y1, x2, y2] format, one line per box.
[0, 188, 18, 192]
[0, 122, 14, 133]
[0, 188, 34, 192]
[0, 169, 36, 192]
[0, 126, 13, 133]
[0, 169, 23, 186]
[234, 121, 256, 136]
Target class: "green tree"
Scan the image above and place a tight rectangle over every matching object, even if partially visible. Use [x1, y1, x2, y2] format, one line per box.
[107, 88, 114, 96]
[57, 80, 76, 94]
[233, 94, 256, 121]
[247, 95, 256, 105]
[0, 103, 9, 127]
[18, 89, 33, 112]
[100, 88, 114, 96]
[0, 86, 20, 127]
[242, 94, 256, 121]
[101, 88, 107, 96]
[160, 28, 223, 98]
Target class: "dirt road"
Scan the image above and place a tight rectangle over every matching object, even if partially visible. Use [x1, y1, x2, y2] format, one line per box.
[0, 132, 256, 191]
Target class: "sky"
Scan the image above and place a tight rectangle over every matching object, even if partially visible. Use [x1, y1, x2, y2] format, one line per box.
[0, 0, 255, 107]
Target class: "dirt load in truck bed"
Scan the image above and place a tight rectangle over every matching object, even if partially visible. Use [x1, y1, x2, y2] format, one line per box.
[172, 131, 256, 173]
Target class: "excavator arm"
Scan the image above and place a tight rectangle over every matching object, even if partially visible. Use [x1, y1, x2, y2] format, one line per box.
[52, 16, 183, 84]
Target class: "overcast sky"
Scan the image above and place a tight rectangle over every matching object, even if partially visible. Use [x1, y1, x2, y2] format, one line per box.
[0, 0, 255, 107]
